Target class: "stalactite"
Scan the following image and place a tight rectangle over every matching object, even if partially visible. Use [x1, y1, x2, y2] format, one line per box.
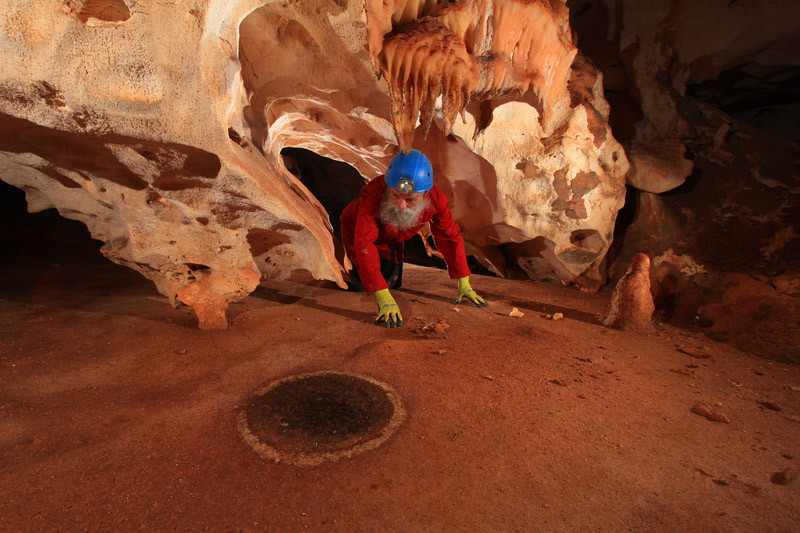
[379, 19, 478, 152]
[368, 0, 577, 152]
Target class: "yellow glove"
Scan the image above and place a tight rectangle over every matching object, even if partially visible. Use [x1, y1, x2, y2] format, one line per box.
[455, 276, 488, 307]
[374, 289, 403, 327]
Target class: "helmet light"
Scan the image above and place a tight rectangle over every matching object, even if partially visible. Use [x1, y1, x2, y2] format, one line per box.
[396, 178, 415, 194]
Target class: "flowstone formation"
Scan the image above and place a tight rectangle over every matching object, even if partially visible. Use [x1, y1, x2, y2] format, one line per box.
[369, 0, 577, 151]
[0, 0, 629, 328]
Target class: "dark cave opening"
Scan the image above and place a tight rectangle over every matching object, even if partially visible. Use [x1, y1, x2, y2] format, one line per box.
[0, 179, 103, 261]
[279, 147, 364, 241]
[0, 179, 150, 306]
[686, 66, 800, 142]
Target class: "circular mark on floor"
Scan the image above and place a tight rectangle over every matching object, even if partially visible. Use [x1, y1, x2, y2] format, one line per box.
[238, 371, 406, 466]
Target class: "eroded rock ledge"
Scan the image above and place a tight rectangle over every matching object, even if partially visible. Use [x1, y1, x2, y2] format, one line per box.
[1, 0, 797, 353]
[0, 0, 628, 327]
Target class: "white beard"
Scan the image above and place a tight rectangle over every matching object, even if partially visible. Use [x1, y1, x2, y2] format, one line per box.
[379, 192, 430, 231]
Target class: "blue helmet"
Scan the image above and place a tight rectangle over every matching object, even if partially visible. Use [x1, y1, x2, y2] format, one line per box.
[385, 150, 433, 194]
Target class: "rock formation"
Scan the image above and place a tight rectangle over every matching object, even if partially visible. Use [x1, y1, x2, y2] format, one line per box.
[569, 0, 800, 359]
[1, 0, 797, 362]
[1, 0, 353, 329]
[604, 252, 654, 332]
[570, 0, 800, 280]
[0, 0, 628, 327]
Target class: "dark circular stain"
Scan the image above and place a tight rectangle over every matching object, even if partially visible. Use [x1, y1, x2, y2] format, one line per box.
[239, 372, 405, 465]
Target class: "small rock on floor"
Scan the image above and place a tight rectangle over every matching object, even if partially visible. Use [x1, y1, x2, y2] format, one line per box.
[678, 345, 711, 359]
[770, 468, 798, 485]
[691, 403, 731, 423]
[757, 400, 782, 411]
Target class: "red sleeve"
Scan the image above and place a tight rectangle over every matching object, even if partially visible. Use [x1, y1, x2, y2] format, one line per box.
[428, 187, 471, 280]
[353, 179, 389, 294]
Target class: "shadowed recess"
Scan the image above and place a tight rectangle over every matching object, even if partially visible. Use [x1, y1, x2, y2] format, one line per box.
[246, 228, 292, 257]
[280, 148, 365, 239]
[0, 112, 221, 191]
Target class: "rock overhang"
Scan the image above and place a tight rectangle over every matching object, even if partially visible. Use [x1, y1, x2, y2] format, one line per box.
[1, 0, 632, 327]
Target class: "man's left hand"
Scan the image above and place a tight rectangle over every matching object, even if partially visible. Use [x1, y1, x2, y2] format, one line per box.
[455, 276, 488, 307]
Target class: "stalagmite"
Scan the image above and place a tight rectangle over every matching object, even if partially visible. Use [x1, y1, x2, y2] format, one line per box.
[604, 253, 655, 332]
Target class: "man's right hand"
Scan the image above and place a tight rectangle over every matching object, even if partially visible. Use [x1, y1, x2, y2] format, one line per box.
[374, 289, 403, 328]
[455, 276, 488, 307]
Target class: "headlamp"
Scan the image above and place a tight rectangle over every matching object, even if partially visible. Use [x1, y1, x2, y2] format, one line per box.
[396, 178, 415, 194]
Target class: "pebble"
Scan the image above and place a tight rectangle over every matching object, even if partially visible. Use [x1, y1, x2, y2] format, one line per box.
[691, 403, 731, 424]
[678, 345, 710, 359]
[757, 400, 782, 412]
[770, 468, 798, 485]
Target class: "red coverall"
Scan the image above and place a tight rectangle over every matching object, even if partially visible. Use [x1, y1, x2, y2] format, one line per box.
[340, 176, 471, 294]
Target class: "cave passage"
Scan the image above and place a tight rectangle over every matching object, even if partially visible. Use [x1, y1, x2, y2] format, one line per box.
[687, 66, 800, 142]
[0, 180, 102, 262]
[280, 148, 364, 240]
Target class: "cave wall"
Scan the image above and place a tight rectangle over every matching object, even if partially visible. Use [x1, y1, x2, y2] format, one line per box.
[0, 0, 349, 329]
[1, 0, 797, 352]
[0, 0, 629, 327]
[569, 0, 800, 360]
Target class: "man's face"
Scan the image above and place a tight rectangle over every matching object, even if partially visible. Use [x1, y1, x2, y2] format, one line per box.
[379, 186, 430, 230]
[388, 187, 425, 210]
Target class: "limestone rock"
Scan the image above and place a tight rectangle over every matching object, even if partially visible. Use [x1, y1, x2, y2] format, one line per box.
[0, 0, 351, 329]
[770, 468, 798, 486]
[771, 274, 800, 297]
[625, 140, 693, 193]
[571, 0, 800, 361]
[369, 0, 577, 151]
[571, 0, 800, 277]
[604, 253, 655, 332]
[0, 0, 630, 327]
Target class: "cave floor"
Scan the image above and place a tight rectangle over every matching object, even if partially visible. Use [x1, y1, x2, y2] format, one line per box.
[1, 251, 799, 531]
